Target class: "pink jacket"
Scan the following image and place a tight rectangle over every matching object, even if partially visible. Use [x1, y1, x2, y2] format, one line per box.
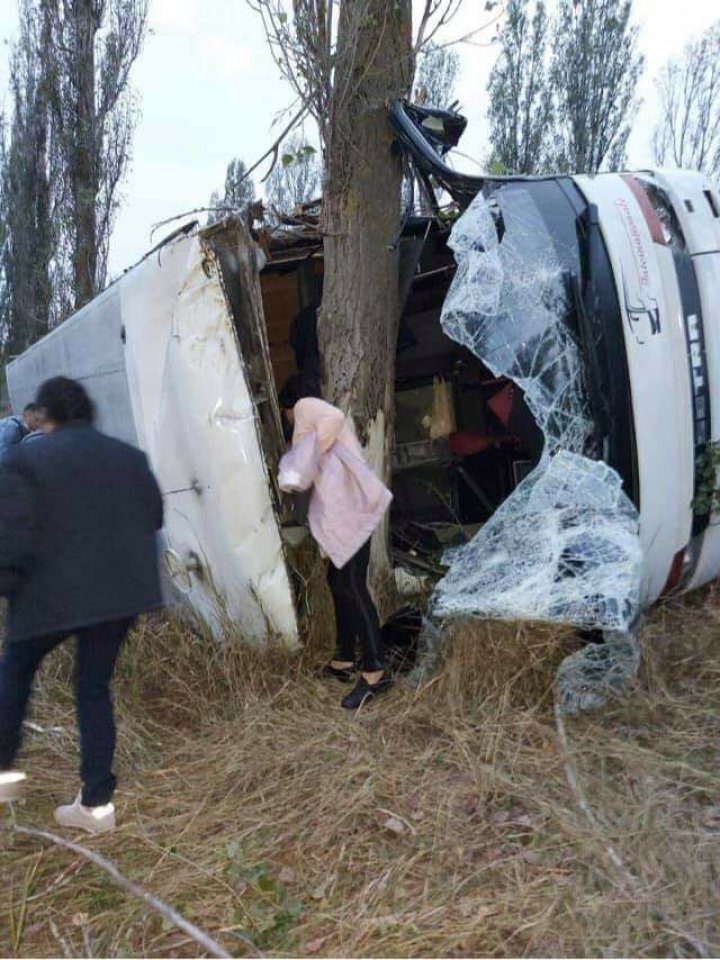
[278, 398, 392, 569]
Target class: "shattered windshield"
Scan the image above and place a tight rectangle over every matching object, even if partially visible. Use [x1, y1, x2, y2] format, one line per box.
[432, 189, 643, 634]
[443, 187, 593, 455]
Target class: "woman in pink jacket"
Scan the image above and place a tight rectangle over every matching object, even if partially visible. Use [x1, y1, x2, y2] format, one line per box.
[278, 383, 393, 709]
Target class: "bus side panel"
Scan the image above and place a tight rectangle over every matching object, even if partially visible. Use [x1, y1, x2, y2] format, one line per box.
[687, 252, 720, 590]
[653, 170, 720, 256]
[7, 232, 300, 648]
[574, 174, 695, 603]
[6, 286, 137, 446]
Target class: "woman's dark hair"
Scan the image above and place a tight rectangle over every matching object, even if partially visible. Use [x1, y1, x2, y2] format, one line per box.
[23, 402, 39, 414]
[36, 377, 94, 424]
[278, 373, 320, 410]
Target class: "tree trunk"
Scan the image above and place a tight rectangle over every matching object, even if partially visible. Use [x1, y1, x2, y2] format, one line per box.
[71, 0, 99, 309]
[33, 20, 52, 340]
[3, 2, 53, 356]
[318, 0, 413, 612]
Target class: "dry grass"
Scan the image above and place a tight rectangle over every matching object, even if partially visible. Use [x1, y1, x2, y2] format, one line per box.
[1, 589, 719, 958]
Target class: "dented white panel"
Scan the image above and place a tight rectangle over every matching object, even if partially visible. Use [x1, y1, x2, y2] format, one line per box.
[7, 228, 299, 647]
[652, 169, 720, 256]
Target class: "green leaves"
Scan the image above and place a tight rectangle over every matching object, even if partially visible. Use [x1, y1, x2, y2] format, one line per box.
[692, 441, 720, 516]
[224, 851, 304, 948]
[281, 144, 317, 168]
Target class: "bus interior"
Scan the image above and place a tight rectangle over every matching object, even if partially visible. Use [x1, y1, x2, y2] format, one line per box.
[257, 216, 545, 576]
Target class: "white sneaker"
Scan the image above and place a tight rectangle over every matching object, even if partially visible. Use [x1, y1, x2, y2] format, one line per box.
[54, 793, 116, 834]
[0, 770, 27, 803]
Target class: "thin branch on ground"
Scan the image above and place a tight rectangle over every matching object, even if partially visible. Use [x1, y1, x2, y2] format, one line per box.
[26, 857, 84, 903]
[3, 823, 233, 960]
[47, 919, 73, 960]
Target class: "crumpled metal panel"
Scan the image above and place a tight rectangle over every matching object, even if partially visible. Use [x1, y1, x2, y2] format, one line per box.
[433, 190, 643, 632]
[120, 232, 299, 645]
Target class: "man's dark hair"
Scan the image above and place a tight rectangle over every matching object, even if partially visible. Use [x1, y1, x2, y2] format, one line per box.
[22, 403, 38, 414]
[36, 377, 94, 424]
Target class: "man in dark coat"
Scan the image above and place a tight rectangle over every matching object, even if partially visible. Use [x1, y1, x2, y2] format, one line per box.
[0, 377, 164, 833]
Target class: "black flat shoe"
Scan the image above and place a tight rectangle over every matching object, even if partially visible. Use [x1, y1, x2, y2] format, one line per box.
[341, 674, 393, 709]
[321, 662, 359, 683]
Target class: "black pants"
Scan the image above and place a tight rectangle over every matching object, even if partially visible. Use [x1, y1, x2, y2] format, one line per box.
[0, 617, 134, 806]
[327, 541, 384, 672]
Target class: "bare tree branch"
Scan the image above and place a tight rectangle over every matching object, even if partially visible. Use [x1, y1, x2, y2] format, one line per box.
[653, 21, 720, 181]
[414, 0, 465, 54]
[245, 103, 309, 182]
[4, 822, 233, 960]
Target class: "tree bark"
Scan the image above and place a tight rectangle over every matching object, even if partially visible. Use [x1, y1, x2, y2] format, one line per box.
[33, 10, 53, 338]
[2, 1, 53, 356]
[70, 0, 100, 308]
[319, 0, 413, 609]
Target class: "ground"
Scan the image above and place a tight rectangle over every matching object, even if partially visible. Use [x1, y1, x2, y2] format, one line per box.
[0, 590, 719, 958]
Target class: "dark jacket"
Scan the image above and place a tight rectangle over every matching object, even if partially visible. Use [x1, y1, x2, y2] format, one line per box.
[289, 304, 322, 397]
[0, 422, 164, 642]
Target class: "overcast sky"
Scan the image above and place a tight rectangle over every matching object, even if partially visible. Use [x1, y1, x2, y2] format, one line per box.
[0, 0, 717, 277]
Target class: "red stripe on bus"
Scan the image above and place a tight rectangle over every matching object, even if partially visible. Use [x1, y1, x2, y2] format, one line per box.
[621, 175, 667, 246]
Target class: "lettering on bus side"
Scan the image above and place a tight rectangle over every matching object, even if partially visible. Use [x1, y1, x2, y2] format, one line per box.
[686, 312, 710, 445]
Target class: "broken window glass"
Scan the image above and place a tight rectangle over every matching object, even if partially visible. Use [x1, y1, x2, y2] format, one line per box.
[441, 187, 594, 455]
[435, 450, 642, 631]
[418, 190, 644, 705]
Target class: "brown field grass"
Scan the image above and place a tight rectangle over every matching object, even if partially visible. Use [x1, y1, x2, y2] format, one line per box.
[1, 588, 719, 958]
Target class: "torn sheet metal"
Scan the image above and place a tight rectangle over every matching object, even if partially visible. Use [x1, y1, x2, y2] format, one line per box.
[434, 191, 643, 632]
[122, 232, 298, 644]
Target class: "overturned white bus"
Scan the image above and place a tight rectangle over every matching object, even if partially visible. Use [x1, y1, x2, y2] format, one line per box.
[5, 101, 720, 642]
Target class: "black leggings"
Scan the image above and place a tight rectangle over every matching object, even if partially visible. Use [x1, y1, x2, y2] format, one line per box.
[326, 540, 385, 672]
